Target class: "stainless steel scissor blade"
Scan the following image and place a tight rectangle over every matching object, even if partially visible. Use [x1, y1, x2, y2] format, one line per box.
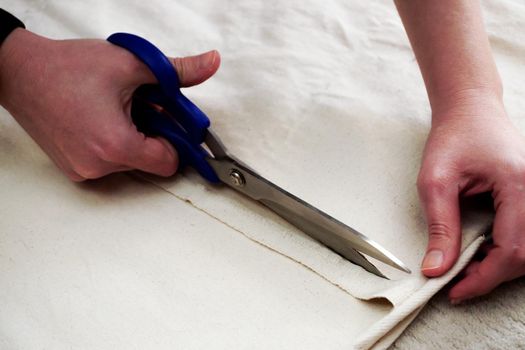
[108, 33, 410, 278]
[205, 130, 411, 278]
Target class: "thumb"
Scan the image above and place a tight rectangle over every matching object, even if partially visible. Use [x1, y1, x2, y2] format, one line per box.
[418, 176, 462, 277]
[170, 50, 221, 87]
[124, 50, 220, 173]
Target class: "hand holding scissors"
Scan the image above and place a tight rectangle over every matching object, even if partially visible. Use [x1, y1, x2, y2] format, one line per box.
[107, 33, 410, 277]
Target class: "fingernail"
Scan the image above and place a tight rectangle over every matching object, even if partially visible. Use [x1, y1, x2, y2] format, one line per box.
[421, 250, 443, 271]
[199, 51, 216, 70]
[450, 298, 463, 306]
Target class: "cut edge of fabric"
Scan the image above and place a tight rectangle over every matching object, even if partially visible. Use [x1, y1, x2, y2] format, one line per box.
[353, 236, 484, 349]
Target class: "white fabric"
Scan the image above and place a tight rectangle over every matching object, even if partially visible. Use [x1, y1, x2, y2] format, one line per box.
[0, 115, 391, 350]
[2, 0, 521, 349]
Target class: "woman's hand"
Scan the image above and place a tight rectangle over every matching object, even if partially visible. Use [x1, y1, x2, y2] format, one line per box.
[418, 93, 525, 303]
[0, 28, 220, 181]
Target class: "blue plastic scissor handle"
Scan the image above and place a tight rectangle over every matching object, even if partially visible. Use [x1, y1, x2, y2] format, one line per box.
[107, 32, 220, 183]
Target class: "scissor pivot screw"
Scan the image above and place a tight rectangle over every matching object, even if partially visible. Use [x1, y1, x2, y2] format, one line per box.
[229, 169, 246, 187]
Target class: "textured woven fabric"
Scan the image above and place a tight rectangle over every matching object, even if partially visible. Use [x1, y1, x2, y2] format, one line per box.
[1, 0, 516, 349]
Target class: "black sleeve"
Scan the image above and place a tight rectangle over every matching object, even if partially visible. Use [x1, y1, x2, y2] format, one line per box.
[0, 9, 26, 47]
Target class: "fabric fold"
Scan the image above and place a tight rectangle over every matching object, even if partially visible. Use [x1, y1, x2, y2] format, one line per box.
[2, 0, 515, 348]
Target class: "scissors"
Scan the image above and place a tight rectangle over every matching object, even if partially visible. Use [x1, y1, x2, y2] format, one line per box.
[107, 33, 411, 278]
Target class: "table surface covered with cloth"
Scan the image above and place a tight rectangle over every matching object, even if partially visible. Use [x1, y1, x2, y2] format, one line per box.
[1, 1, 525, 349]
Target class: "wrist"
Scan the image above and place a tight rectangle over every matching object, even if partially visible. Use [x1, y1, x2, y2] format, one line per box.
[429, 86, 506, 126]
[0, 28, 43, 107]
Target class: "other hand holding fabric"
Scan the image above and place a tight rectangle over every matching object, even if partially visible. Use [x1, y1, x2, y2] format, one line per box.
[417, 92, 525, 302]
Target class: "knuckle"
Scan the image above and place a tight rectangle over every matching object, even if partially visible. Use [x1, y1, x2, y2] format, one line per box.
[71, 163, 105, 180]
[93, 136, 129, 163]
[417, 170, 452, 196]
[120, 53, 148, 77]
[147, 157, 177, 177]
[508, 244, 525, 264]
[472, 280, 495, 297]
[159, 162, 178, 177]
[428, 222, 454, 242]
[503, 156, 525, 174]
[172, 57, 185, 81]
[67, 172, 86, 182]
[496, 155, 525, 185]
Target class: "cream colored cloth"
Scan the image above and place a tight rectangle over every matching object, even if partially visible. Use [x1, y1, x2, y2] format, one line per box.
[2, 0, 520, 349]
